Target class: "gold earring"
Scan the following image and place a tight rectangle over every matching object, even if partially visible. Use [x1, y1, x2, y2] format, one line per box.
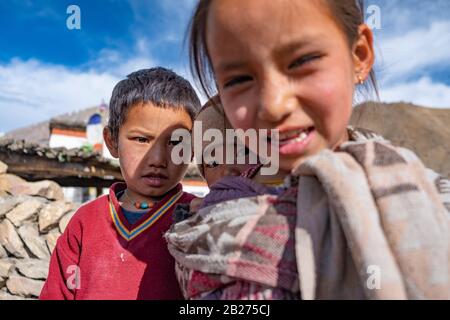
[357, 75, 364, 85]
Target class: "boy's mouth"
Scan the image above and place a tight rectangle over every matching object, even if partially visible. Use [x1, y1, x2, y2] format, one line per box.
[141, 172, 168, 188]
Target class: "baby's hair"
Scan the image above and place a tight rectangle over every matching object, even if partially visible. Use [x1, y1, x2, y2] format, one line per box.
[188, 0, 378, 100]
[107, 67, 201, 143]
[193, 95, 229, 178]
[196, 94, 223, 121]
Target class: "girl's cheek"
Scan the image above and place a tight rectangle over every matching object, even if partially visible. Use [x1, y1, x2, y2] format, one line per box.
[226, 104, 254, 131]
[306, 72, 349, 116]
[234, 105, 251, 127]
[223, 93, 256, 131]
[311, 71, 338, 99]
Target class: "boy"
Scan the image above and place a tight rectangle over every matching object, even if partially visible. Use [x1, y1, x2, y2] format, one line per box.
[40, 68, 201, 299]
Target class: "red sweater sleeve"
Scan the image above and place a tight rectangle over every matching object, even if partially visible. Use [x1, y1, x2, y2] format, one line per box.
[39, 210, 83, 300]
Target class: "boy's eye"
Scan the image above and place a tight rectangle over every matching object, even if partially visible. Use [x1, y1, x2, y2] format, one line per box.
[169, 139, 182, 146]
[205, 161, 219, 169]
[133, 137, 149, 144]
[288, 54, 321, 70]
[223, 75, 253, 88]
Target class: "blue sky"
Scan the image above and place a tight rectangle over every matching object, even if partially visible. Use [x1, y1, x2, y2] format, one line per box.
[0, 0, 449, 133]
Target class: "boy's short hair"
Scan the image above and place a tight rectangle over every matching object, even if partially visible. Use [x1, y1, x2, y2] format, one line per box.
[107, 67, 201, 143]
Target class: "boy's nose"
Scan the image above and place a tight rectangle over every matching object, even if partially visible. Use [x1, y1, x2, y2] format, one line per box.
[145, 144, 167, 168]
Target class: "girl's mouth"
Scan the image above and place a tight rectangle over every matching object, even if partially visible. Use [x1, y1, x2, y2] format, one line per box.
[275, 127, 315, 156]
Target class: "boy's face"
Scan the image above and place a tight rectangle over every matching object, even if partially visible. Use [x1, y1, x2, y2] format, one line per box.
[107, 102, 192, 198]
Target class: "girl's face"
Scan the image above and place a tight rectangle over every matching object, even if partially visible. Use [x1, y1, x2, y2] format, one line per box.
[206, 0, 373, 172]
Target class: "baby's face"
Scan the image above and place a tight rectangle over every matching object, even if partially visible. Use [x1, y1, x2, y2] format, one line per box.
[202, 141, 255, 187]
[115, 102, 192, 198]
[206, 0, 360, 172]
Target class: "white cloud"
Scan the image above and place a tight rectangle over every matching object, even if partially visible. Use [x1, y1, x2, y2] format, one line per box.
[369, 0, 450, 32]
[369, 3, 450, 109]
[0, 44, 199, 133]
[380, 77, 450, 108]
[376, 21, 450, 83]
[0, 0, 201, 133]
[0, 58, 119, 132]
[90, 38, 158, 78]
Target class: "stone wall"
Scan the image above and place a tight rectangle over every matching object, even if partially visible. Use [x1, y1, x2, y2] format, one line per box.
[0, 161, 79, 300]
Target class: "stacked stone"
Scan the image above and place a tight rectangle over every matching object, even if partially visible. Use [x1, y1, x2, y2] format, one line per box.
[0, 161, 79, 300]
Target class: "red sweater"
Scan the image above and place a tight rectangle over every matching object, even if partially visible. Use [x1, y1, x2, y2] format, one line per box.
[40, 183, 195, 300]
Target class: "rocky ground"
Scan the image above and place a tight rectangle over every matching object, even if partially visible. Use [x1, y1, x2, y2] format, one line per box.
[0, 161, 79, 300]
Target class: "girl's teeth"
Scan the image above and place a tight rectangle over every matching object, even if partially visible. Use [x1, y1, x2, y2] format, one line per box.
[293, 131, 308, 142]
[278, 129, 310, 145]
[280, 129, 304, 140]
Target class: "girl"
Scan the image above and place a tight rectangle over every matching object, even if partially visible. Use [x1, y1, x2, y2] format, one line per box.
[166, 0, 450, 299]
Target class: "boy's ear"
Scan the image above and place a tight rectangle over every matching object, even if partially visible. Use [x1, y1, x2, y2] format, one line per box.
[352, 24, 375, 83]
[103, 126, 119, 158]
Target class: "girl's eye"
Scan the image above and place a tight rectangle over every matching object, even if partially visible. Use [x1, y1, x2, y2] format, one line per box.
[134, 137, 149, 144]
[223, 75, 253, 88]
[205, 161, 219, 169]
[288, 54, 321, 70]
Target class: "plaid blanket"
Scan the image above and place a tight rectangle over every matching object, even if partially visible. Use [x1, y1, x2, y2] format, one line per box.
[166, 188, 300, 299]
[294, 140, 450, 299]
[166, 133, 450, 300]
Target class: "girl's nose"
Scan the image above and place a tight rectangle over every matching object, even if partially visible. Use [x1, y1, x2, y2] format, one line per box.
[258, 73, 297, 123]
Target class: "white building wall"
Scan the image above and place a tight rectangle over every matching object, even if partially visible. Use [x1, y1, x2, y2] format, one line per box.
[49, 134, 87, 149]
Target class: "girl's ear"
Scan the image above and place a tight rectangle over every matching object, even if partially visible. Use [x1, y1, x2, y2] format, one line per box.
[352, 24, 375, 83]
[103, 126, 119, 158]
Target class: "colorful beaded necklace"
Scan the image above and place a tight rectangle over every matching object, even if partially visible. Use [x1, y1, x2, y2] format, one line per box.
[123, 189, 155, 210]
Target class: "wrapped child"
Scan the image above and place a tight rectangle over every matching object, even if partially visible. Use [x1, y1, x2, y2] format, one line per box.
[166, 0, 450, 300]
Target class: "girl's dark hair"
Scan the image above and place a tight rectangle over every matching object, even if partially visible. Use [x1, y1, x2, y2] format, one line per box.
[188, 0, 378, 101]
